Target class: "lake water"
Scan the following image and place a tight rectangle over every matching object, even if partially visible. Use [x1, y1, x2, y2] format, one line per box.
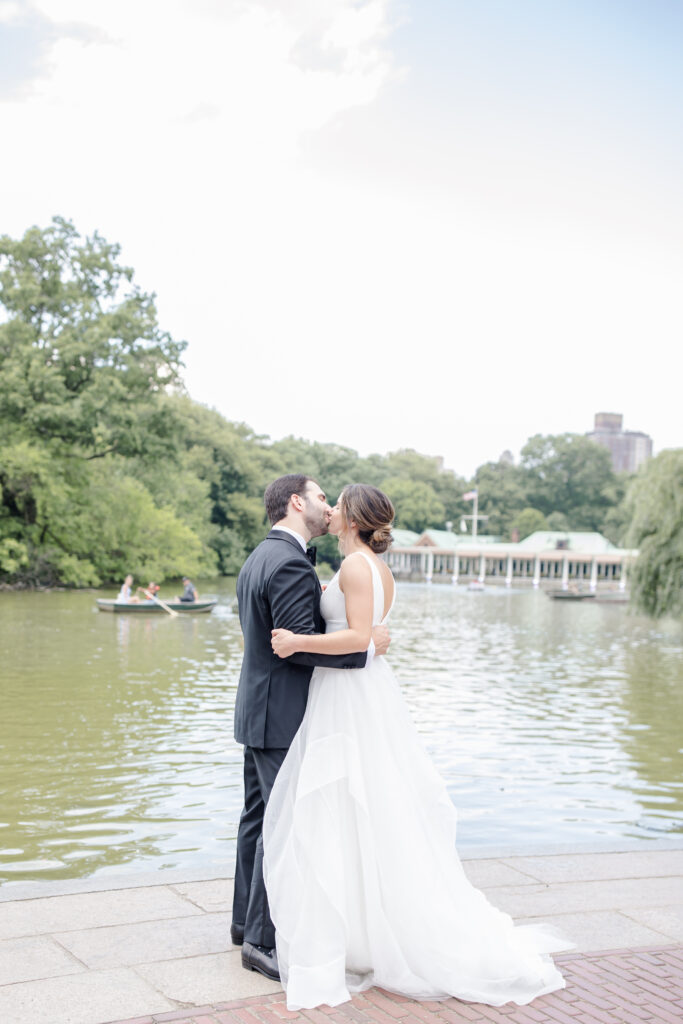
[1, 580, 682, 885]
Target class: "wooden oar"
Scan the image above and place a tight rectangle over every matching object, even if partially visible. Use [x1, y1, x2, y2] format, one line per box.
[145, 590, 178, 618]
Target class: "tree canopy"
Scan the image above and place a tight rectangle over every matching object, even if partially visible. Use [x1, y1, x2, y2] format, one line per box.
[474, 460, 527, 537]
[380, 477, 446, 533]
[0, 217, 186, 461]
[0, 219, 194, 584]
[510, 507, 549, 541]
[520, 433, 618, 530]
[1, 219, 673, 607]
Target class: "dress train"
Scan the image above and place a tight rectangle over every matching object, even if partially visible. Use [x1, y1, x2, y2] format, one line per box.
[263, 555, 571, 1010]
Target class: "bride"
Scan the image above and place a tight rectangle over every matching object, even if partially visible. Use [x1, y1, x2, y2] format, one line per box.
[263, 483, 571, 1012]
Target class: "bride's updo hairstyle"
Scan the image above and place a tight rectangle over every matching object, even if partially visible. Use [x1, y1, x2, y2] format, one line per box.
[340, 484, 395, 554]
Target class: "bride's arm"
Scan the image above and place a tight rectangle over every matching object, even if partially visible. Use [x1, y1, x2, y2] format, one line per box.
[272, 554, 373, 658]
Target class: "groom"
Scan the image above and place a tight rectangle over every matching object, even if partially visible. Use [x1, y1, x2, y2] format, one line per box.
[232, 474, 390, 981]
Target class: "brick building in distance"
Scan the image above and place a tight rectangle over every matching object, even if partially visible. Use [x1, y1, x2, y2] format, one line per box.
[586, 412, 653, 474]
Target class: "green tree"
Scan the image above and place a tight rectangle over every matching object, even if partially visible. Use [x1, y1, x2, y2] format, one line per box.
[599, 473, 632, 546]
[67, 465, 204, 584]
[625, 450, 683, 618]
[380, 477, 445, 532]
[0, 217, 186, 460]
[546, 511, 570, 532]
[474, 460, 528, 538]
[510, 507, 549, 540]
[354, 452, 393, 489]
[0, 442, 204, 586]
[266, 437, 364, 503]
[0, 219, 199, 585]
[382, 449, 467, 521]
[520, 433, 617, 530]
[156, 397, 269, 574]
[0, 439, 96, 584]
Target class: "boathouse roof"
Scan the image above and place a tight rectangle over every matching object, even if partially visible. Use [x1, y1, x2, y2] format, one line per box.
[388, 528, 630, 557]
[391, 528, 421, 547]
[414, 529, 502, 549]
[516, 531, 617, 553]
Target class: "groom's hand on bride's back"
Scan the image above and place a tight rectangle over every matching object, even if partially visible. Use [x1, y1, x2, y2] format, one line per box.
[372, 624, 391, 656]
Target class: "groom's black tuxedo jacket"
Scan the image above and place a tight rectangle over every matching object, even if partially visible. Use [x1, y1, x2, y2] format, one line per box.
[234, 529, 367, 749]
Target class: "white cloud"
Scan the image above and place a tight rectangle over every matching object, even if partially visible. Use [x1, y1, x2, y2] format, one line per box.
[3, 1, 396, 240]
[2, 1, 680, 476]
[0, 2, 23, 21]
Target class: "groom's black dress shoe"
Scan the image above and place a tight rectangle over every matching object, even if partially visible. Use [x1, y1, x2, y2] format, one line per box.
[242, 941, 280, 981]
[230, 922, 244, 946]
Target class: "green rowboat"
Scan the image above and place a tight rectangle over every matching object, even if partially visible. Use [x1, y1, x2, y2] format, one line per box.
[96, 598, 217, 614]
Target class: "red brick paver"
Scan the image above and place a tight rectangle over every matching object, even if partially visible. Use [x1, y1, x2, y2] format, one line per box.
[106, 945, 683, 1024]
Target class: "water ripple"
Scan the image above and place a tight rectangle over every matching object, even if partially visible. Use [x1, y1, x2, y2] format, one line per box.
[1, 581, 681, 882]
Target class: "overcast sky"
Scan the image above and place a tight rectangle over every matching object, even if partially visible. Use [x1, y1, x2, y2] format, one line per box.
[2, 0, 681, 477]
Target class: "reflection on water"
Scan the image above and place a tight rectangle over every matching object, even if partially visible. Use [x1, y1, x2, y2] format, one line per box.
[1, 581, 681, 883]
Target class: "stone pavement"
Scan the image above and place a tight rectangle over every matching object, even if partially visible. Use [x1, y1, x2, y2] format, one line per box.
[0, 842, 681, 1024]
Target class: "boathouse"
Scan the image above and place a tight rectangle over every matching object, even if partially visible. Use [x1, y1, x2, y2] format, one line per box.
[385, 529, 637, 590]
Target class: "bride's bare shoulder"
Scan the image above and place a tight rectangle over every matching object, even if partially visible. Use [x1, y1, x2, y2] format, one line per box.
[338, 551, 373, 589]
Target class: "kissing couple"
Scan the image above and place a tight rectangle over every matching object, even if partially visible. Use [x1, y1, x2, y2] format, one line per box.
[231, 475, 571, 1011]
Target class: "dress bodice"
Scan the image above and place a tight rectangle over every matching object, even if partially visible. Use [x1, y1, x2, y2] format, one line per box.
[320, 552, 394, 633]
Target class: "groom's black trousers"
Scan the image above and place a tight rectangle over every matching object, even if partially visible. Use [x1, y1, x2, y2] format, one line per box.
[233, 745, 288, 949]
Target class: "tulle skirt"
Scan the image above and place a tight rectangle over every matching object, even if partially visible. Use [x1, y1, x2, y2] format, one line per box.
[263, 657, 571, 1011]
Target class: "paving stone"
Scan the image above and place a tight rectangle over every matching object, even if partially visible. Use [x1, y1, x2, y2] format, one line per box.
[155, 1009, 219, 1022]
[55, 911, 231, 969]
[489, 876, 676, 918]
[0, 934, 86, 985]
[502, 851, 683, 885]
[0, 966, 174, 1024]
[0, 866, 235, 904]
[461, 861, 536, 889]
[172, 880, 235, 914]
[517, 911, 672, 952]
[621, 905, 683, 942]
[136, 950, 282, 1004]
[0, 886, 201, 939]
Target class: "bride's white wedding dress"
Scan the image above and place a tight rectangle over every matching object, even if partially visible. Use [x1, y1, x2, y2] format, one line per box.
[263, 553, 570, 1011]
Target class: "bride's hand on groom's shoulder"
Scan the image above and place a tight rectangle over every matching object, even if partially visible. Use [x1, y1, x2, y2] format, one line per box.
[272, 628, 297, 658]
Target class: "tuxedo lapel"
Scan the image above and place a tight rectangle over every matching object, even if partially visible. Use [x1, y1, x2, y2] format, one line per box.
[266, 529, 321, 595]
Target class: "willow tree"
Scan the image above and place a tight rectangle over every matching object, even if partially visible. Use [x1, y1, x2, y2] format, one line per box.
[626, 449, 683, 618]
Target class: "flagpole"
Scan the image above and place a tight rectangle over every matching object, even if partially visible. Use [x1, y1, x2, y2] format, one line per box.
[461, 489, 485, 539]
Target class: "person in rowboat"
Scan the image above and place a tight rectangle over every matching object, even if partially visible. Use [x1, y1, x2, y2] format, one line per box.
[117, 574, 140, 603]
[178, 576, 198, 602]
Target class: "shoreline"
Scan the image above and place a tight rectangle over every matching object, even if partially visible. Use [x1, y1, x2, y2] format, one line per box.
[3, 836, 683, 902]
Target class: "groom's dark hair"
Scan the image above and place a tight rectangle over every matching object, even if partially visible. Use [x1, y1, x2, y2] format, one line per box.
[265, 474, 315, 525]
